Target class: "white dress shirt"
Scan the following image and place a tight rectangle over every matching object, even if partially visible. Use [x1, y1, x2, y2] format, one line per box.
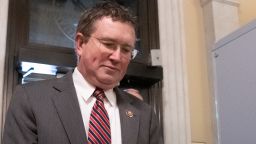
[72, 68, 122, 144]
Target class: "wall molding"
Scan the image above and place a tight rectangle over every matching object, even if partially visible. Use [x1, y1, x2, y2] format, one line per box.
[158, 0, 191, 143]
[0, 0, 9, 138]
[201, 0, 240, 45]
[201, 0, 239, 7]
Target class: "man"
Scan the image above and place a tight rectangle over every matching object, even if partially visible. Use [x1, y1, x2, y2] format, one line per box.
[3, 2, 161, 144]
[124, 88, 144, 101]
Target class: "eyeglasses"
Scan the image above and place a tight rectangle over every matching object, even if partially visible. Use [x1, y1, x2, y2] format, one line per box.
[88, 35, 139, 60]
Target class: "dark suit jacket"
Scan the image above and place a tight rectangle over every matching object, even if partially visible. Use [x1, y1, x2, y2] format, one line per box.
[3, 72, 162, 144]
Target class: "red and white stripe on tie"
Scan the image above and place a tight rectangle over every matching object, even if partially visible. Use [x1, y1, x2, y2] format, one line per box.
[88, 87, 111, 144]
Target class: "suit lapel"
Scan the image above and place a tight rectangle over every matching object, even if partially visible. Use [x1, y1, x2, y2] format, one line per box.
[51, 72, 87, 144]
[115, 88, 140, 144]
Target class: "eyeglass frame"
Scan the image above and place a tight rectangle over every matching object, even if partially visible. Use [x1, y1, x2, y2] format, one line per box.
[82, 34, 139, 60]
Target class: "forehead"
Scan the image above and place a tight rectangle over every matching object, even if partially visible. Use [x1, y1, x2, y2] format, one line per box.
[92, 15, 135, 29]
[93, 17, 135, 33]
[92, 17, 136, 43]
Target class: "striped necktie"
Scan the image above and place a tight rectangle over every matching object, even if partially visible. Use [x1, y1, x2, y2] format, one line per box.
[88, 87, 111, 144]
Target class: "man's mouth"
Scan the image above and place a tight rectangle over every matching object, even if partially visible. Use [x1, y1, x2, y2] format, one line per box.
[103, 65, 120, 72]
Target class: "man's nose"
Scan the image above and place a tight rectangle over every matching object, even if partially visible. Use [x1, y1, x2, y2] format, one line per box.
[109, 48, 122, 61]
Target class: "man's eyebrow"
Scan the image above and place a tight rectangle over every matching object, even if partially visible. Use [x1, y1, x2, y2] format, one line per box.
[98, 37, 135, 48]
[97, 37, 116, 42]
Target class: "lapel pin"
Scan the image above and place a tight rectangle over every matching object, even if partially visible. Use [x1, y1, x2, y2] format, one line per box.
[126, 110, 134, 118]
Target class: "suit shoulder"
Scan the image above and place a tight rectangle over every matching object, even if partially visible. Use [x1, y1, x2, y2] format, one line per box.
[20, 72, 72, 89]
[14, 73, 72, 99]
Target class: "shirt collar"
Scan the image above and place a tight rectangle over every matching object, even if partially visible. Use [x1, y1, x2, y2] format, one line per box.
[72, 67, 117, 106]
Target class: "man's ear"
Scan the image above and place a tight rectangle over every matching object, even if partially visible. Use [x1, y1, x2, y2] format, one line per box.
[75, 32, 86, 56]
[75, 33, 84, 49]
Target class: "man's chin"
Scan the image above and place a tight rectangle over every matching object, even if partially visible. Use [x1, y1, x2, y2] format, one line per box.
[98, 75, 118, 84]
[95, 77, 122, 90]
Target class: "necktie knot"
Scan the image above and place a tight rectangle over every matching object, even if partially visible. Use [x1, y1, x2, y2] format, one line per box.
[93, 87, 106, 101]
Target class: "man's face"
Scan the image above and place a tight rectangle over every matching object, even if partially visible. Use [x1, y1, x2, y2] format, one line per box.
[76, 17, 136, 90]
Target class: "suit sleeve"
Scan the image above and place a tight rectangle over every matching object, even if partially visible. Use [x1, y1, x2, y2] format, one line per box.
[2, 85, 38, 144]
[149, 107, 163, 144]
